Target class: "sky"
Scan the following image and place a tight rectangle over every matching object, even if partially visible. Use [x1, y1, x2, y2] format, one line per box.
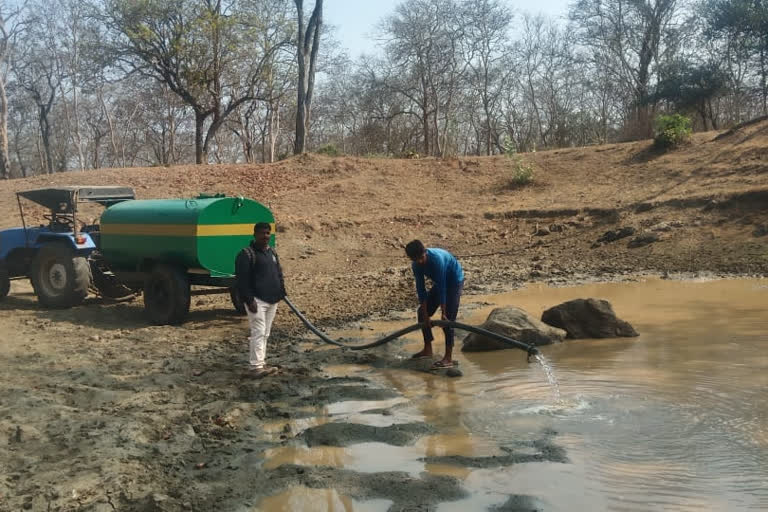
[324, 0, 571, 58]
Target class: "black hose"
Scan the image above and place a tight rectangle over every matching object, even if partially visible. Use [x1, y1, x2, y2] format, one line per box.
[283, 296, 539, 359]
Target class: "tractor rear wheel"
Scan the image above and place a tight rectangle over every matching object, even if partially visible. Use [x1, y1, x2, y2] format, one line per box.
[31, 246, 91, 308]
[0, 265, 9, 300]
[143, 264, 190, 325]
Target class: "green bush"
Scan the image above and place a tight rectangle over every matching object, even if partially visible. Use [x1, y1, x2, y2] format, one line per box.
[653, 114, 692, 150]
[511, 161, 534, 186]
[503, 139, 534, 186]
[316, 144, 341, 157]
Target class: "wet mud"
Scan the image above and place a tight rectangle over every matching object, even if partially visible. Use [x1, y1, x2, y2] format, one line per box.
[421, 437, 569, 467]
[256, 465, 468, 511]
[301, 422, 434, 447]
[0, 287, 564, 511]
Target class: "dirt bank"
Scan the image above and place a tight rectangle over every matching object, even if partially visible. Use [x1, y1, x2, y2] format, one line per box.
[1, 122, 767, 510]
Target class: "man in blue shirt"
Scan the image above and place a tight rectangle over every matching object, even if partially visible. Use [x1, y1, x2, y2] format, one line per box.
[405, 239, 465, 368]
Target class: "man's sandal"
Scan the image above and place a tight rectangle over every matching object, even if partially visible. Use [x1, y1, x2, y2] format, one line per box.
[246, 366, 278, 378]
[431, 360, 456, 369]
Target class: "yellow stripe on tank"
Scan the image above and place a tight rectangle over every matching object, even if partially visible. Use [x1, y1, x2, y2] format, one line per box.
[100, 223, 276, 237]
[100, 224, 197, 236]
[196, 223, 275, 236]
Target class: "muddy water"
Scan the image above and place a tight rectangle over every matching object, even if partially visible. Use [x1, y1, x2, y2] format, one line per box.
[263, 278, 768, 511]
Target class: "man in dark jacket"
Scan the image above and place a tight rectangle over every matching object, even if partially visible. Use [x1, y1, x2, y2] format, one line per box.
[235, 222, 286, 377]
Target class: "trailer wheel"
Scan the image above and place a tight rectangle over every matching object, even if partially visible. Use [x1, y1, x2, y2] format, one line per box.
[229, 287, 247, 315]
[31, 246, 91, 308]
[0, 265, 9, 300]
[143, 264, 190, 325]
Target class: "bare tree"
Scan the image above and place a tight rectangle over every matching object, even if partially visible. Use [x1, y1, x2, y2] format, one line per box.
[293, 0, 322, 154]
[46, 0, 91, 171]
[0, 1, 25, 179]
[461, 0, 512, 155]
[103, 0, 289, 164]
[13, 2, 64, 174]
[13, 47, 59, 173]
[7, 92, 36, 176]
[230, 0, 294, 162]
[379, 0, 465, 156]
[703, 0, 768, 120]
[570, 0, 687, 137]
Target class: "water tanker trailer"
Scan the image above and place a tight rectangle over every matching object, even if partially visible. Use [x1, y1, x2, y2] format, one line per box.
[99, 194, 274, 324]
[1, 187, 274, 325]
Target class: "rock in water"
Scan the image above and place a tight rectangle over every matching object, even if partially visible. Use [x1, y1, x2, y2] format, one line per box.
[461, 307, 566, 352]
[445, 368, 463, 378]
[541, 298, 638, 339]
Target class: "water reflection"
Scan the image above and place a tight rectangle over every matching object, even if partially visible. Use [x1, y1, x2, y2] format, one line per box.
[258, 487, 392, 512]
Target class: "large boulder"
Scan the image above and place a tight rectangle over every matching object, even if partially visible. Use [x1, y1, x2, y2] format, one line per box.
[541, 298, 638, 339]
[461, 307, 566, 352]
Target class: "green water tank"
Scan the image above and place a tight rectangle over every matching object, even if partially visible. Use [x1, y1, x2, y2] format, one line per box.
[99, 195, 275, 277]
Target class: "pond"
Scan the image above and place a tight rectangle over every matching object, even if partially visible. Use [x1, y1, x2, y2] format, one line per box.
[261, 277, 768, 511]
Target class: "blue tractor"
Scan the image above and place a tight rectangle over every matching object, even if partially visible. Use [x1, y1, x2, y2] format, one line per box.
[0, 186, 136, 307]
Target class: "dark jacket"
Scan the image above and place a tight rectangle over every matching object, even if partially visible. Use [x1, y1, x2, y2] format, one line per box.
[235, 241, 286, 305]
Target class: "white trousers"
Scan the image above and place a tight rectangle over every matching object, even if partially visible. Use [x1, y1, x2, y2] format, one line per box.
[246, 298, 278, 368]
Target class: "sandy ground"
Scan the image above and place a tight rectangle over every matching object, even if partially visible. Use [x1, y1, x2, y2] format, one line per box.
[1, 120, 767, 511]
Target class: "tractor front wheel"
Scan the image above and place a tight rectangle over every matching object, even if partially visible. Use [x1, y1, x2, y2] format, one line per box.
[31, 246, 91, 308]
[143, 264, 190, 325]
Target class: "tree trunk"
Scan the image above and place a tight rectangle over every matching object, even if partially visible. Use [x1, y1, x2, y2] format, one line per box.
[99, 89, 119, 167]
[36, 133, 45, 173]
[293, 0, 323, 155]
[12, 127, 28, 178]
[709, 99, 719, 130]
[485, 115, 492, 156]
[92, 132, 103, 169]
[761, 45, 768, 115]
[39, 107, 54, 174]
[295, 59, 307, 154]
[195, 111, 207, 164]
[71, 87, 85, 171]
[270, 100, 279, 162]
[0, 78, 10, 179]
[236, 113, 253, 163]
[203, 115, 226, 163]
[167, 90, 176, 164]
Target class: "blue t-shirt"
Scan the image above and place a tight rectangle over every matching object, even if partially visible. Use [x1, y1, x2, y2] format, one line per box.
[411, 248, 464, 304]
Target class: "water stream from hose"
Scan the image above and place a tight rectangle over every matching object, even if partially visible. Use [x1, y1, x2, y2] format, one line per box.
[533, 353, 561, 402]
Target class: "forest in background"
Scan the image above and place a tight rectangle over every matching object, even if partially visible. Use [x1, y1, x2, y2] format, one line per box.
[0, 0, 766, 178]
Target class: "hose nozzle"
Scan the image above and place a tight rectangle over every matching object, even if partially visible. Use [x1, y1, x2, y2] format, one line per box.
[526, 345, 540, 362]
